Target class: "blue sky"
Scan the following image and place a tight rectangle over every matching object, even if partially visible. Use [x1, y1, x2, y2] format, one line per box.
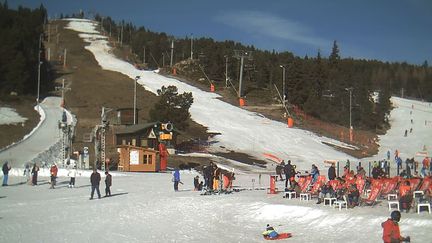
[10, 0, 432, 65]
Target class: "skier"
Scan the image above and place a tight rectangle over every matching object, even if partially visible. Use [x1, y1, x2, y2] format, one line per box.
[2, 161, 11, 186]
[104, 171, 112, 197]
[387, 150, 391, 160]
[262, 224, 279, 239]
[382, 211, 410, 243]
[404, 130, 407, 137]
[89, 168, 101, 199]
[49, 164, 58, 189]
[173, 169, 181, 191]
[31, 163, 39, 185]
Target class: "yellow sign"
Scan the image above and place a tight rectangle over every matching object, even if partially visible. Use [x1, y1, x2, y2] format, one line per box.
[159, 133, 172, 140]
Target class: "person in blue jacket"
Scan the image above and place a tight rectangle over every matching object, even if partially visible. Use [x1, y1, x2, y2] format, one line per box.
[311, 164, 320, 184]
[173, 169, 181, 191]
[262, 224, 279, 239]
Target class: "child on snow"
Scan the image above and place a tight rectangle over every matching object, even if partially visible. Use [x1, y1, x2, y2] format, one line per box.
[262, 224, 279, 239]
[67, 166, 79, 188]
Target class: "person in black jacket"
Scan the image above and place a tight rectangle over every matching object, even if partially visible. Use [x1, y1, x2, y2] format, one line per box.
[2, 161, 11, 186]
[31, 163, 39, 186]
[284, 160, 293, 188]
[90, 168, 101, 199]
[328, 163, 336, 180]
[104, 171, 112, 197]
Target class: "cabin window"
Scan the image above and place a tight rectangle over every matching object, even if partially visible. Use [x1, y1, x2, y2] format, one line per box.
[143, 154, 153, 165]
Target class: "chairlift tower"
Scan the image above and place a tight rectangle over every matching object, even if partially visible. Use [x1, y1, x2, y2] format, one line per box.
[58, 113, 69, 167]
[97, 107, 112, 171]
[233, 50, 253, 97]
[56, 79, 71, 167]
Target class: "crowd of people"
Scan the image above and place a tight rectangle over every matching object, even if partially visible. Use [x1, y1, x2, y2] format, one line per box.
[2, 161, 113, 200]
[170, 162, 236, 194]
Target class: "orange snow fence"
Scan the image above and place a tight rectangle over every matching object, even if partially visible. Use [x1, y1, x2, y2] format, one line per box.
[172, 68, 177, 75]
[210, 83, 215, 92]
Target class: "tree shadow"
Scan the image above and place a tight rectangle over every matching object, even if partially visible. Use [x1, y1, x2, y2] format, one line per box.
[0, 196, 6, 199]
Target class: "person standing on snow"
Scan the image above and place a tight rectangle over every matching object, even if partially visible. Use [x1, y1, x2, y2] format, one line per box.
[277, 161, 285, 181]
[328, 163, 336, 180]
[67, 166, 78, 188]
[193, 175, 199, 191]
[23, 163, 31, 184]
[2, 161, 11, 186]
[104, 171, 112, 197]
[421, 157, 430, 177]
[49, 164, 58, 189]
[90, 168, 101, 199]
[284, 160, 293, 188]
[173, 169, 181, 191]
[31, 163, 39, 185]
[382, 210, 410, 243]
[311, 164, 320, 184]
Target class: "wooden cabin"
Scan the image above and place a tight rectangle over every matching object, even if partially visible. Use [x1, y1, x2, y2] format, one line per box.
[117, 145, 159, 172]
[114, 122, 176, 172]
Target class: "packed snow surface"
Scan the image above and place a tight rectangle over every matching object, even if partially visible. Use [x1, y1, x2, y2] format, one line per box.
[1, 171, 431, 242]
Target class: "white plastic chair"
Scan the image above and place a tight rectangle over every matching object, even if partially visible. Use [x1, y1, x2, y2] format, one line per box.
[324, 197, 337, 206]
[417, 203, 431, 214]
[334, 196, 347, 210]
[388, 201, 400, 211]
[284, 191, 296, 199]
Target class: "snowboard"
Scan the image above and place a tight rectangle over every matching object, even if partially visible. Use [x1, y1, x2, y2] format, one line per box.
[264, 233, 292, 240]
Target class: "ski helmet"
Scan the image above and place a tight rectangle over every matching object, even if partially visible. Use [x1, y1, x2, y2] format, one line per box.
[391, 210, 401, 222]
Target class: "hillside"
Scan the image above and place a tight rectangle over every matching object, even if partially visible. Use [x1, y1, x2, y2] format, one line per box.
[0, 18, 380, 167]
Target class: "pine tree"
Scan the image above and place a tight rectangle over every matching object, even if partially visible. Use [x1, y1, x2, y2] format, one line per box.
[149, 86, 193, 130]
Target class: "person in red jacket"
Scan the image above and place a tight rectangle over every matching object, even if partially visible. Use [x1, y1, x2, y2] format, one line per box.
[49, 164, 58, 189]
[382, 210, 410, 243]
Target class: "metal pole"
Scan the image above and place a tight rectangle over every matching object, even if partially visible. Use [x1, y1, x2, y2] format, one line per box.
[121, 24, 123, 46]
[190, 33, 193, 60]
[134, 76, 140, 124]
[238, 56, 244, 97]
[280, 65, 286, 105]
[37, 34, 42, 108]
[63, 48, 67, 68]
[225, 56, 228, 88]
[349, 89, 352, 129]
[170, 40, 174, 67]
[368, 161, 371, 177]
